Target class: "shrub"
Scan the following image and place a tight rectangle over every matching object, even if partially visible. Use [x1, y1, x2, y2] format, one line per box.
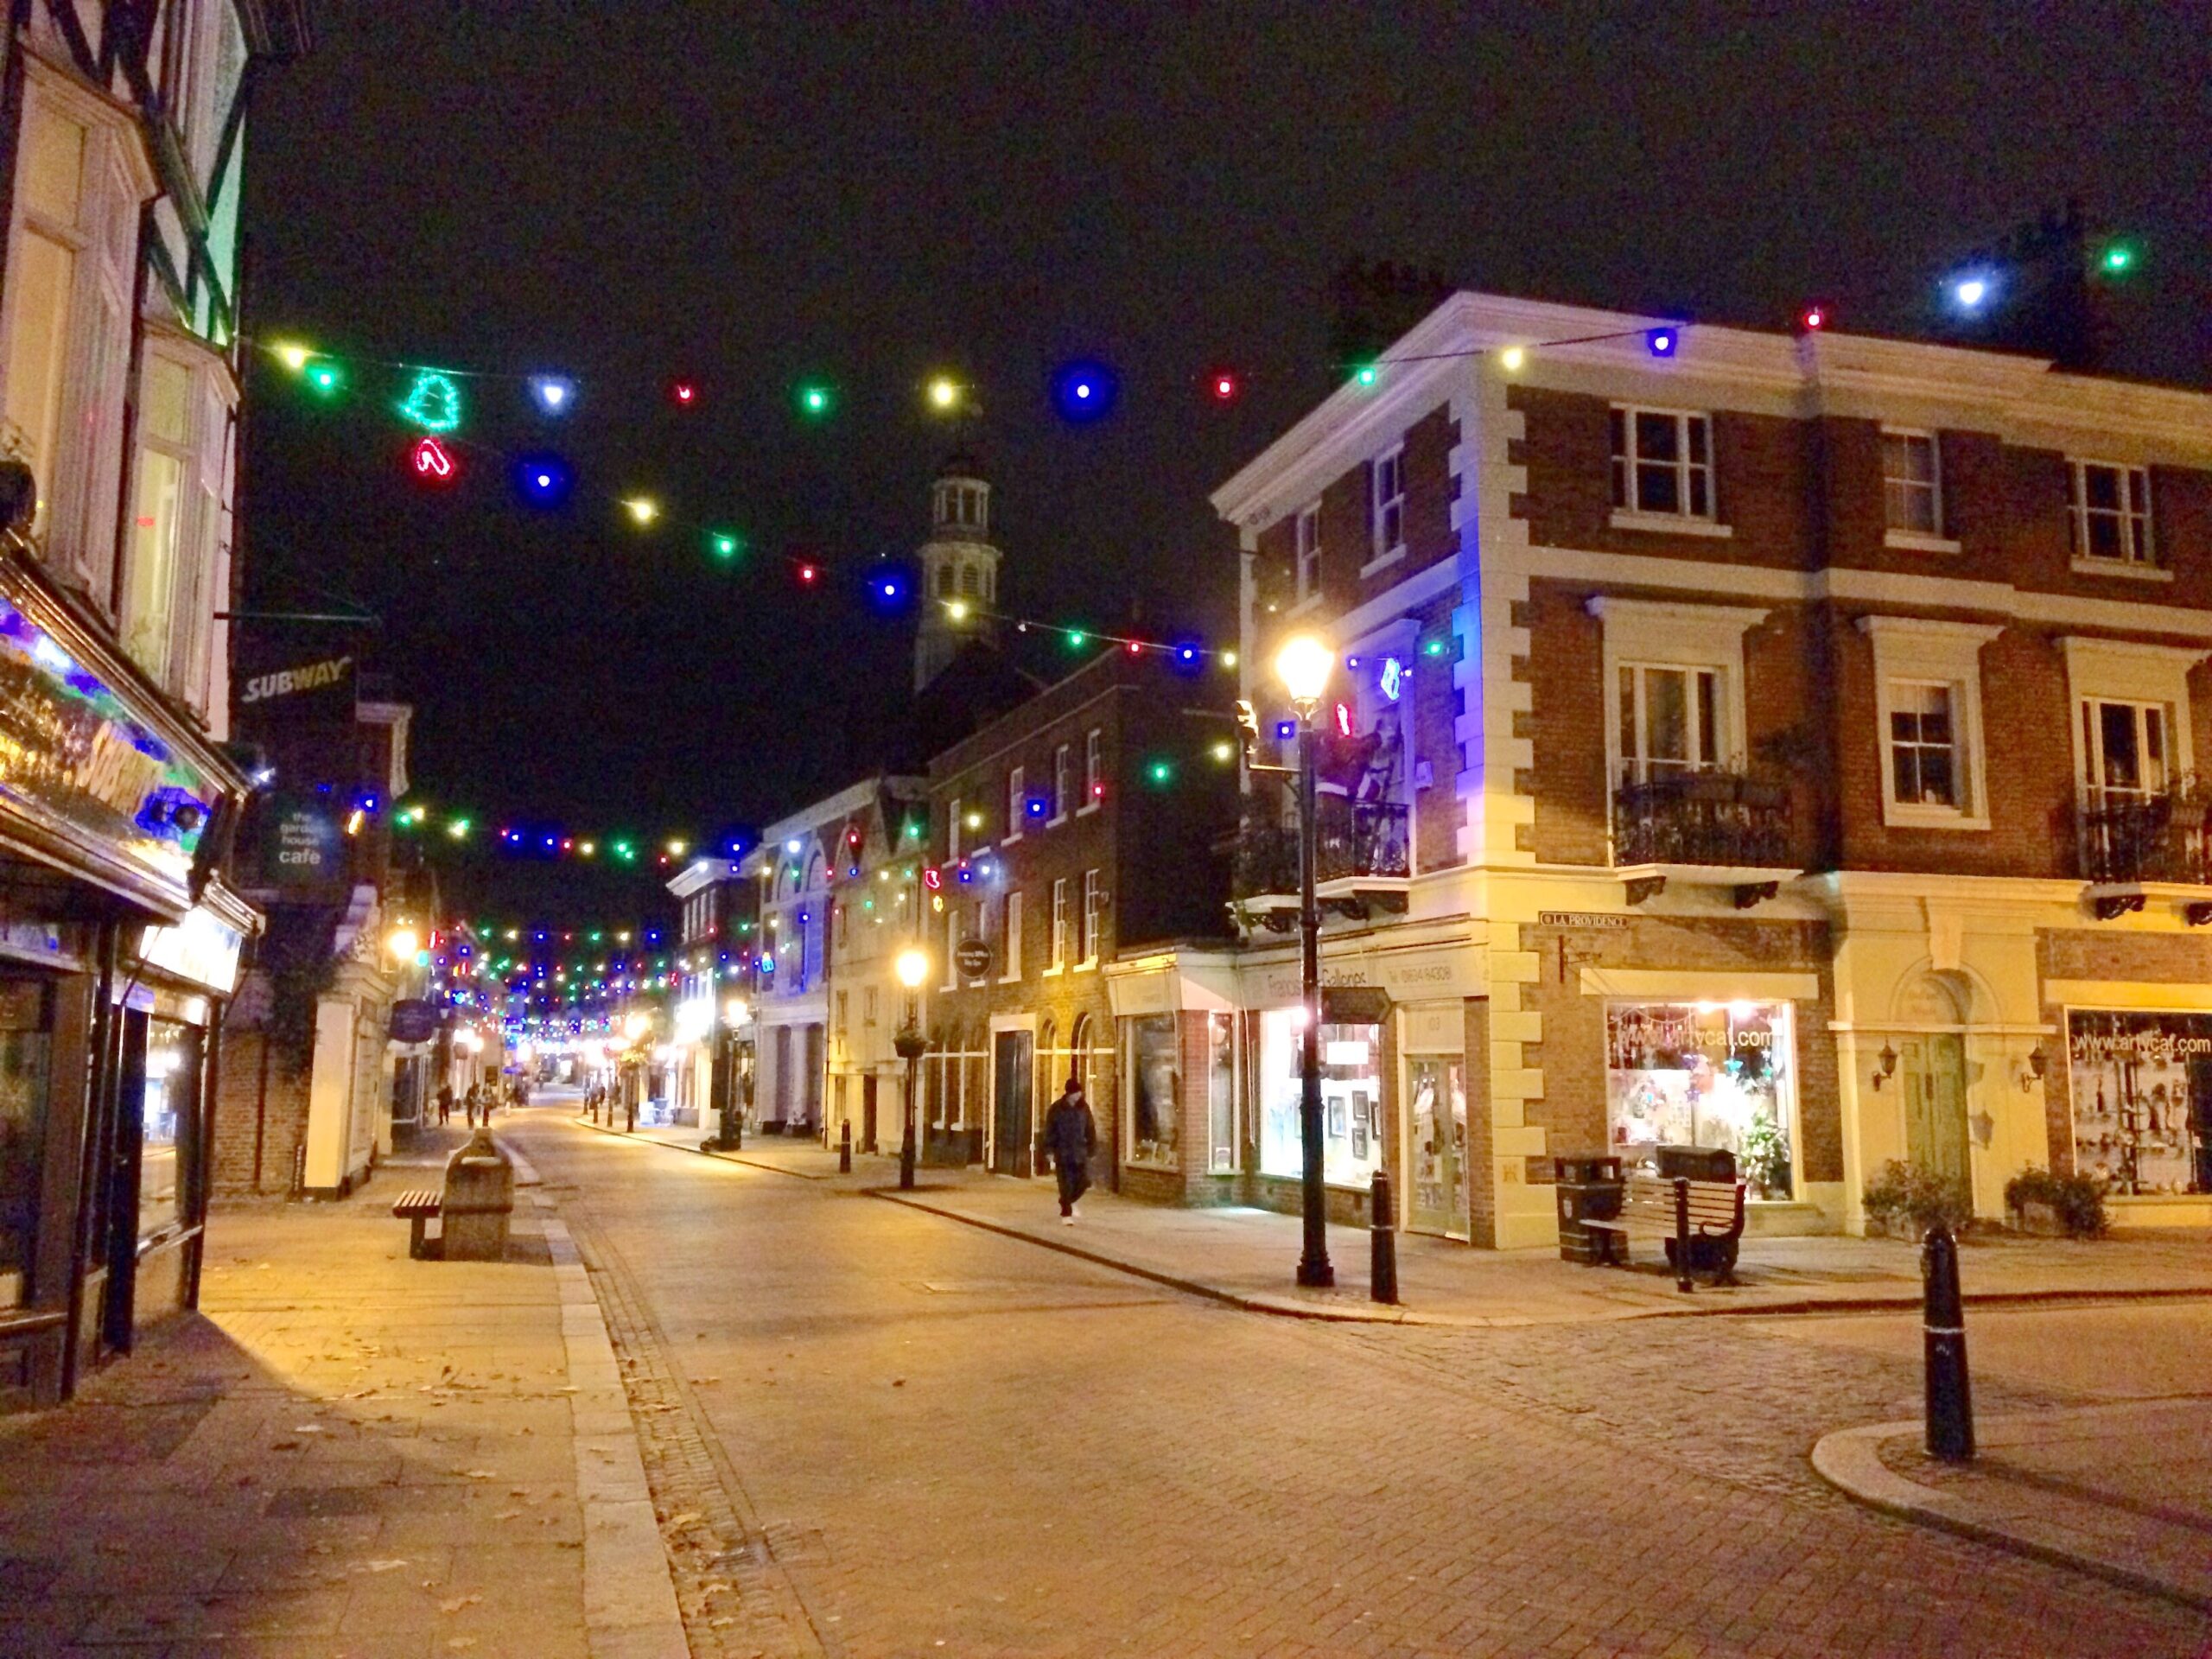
[1862, 1160, 1974, 1236]
[2004, 1167, 2110, 1238]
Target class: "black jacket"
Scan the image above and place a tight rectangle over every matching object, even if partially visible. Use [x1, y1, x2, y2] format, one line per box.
[1042, 1093, 1097, 1164]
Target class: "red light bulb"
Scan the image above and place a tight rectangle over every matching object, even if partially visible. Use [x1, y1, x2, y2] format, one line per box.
[1800, 305, 1828, 333]
[1126, 639, 1144, 656]
[1211, 372, 1237, 401]
[798, 563, 818, 585]
[671, 379, 696, 406]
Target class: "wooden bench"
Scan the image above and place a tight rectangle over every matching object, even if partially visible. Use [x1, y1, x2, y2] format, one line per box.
[1580, 1172, 1745, 1291]
[391, 1188, 442, 1259]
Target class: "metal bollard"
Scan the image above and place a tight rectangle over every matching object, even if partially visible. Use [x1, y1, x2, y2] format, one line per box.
[1923, 1222, 1974, 1461]
[839, 1119, 853, 1173]
[1370, 1168, 1399, 1305]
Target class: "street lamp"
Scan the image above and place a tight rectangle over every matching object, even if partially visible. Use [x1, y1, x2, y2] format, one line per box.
[894, 948, 930, 1191]
[1274, 633, 1336, 1288]
[711, 997, 751, 1149]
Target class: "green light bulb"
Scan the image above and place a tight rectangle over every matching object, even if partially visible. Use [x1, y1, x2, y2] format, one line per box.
[1066, 631, 1087, 650]
[2101, 242, 2136, 273]
[1355, 365, 1379, 387]
[798, 384, 832, 417]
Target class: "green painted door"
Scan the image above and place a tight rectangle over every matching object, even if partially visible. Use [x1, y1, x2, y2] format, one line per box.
[1903, 1033, 1970, 1185]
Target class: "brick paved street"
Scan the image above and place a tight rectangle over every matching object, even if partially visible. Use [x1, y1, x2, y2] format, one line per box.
[512, 1109, 2212, 1658]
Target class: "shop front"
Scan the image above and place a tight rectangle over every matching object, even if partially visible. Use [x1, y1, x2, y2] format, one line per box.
[2063, 1008, 2212, 1220]
[1604, 1000, 1800, 1201]
[0, 549, 254, 1409]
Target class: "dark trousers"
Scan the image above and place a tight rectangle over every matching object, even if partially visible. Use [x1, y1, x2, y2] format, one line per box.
[1056, 1159, 1090, 1215]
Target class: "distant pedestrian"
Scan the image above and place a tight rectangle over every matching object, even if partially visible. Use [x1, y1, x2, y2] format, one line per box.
[463, 1084, 480, 1128]
[1042, 1076, 1096, 1224]
[435, 1085, 454, 1126]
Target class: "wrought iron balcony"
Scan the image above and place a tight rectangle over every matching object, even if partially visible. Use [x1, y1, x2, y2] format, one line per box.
[1232, 796, 1411, 902]
[2076, 785, 2212, 888]
[1611, 771, 1792, 872]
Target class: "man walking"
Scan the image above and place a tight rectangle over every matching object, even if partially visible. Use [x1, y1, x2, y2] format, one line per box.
[435, 1084, 454, 1126]
[1041, 1076, 1096, 1224]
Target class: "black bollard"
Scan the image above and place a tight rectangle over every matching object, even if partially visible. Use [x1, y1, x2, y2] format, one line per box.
[1923, 1222, 1974, 1461]
[839, 1119, 853, 1173]
[1370, 1168, 1399, 1305]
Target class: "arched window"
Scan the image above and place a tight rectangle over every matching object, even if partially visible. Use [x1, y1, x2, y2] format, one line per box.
[1071, 1013, 1107, 1122]
[1038, 1018, 1060, 1109]
[960, 564, 979, 597]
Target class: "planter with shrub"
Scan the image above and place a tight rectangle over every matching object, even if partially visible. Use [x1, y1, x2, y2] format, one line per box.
[2002, 1168, 2109, 1239]
[1860, 1160, 1974, 1239]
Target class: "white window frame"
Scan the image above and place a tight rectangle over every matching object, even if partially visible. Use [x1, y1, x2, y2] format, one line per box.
[1590, 599, 1764, 802]
[1051, 743, 1071, 825]
[1607, 406, 1724, 534]
[1079, 728, 1103, 815]
[947, 794, 961, 861]
[2069, 460, 2158, 575]
[1860, 617, 2000, 831]
[1881, 429, 1959, 552]
[1003, 765, 1024, 843]
[2059, 637, 2207, 808]
[1294, 505, 1322, 608]
[1079, 868, 1103, 969]
[999, 889, 1023, 983]
[0, 62, 156, 599]
[1048, 876, 1069, 972]
[1366, 446, 1406, 573]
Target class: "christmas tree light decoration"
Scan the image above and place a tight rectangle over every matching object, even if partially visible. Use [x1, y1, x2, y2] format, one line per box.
[1645, 327, 1678, 358]
[1220, 651, 1238, 670]
[1423, 636, 1446, 658]
[926, 375, 962, 411]
[306, 361, 344, 396]
[624, 495, 659, 526]
[1051, 358, 1119, 424]
[513, 452, 573, 508]
[1949, 273, 1993, 311]
[529, 375, 575, 415]
[1799, 304, 1829, 332]
[1354, 364, 1380, 387]
[275, 342, 313, 372]
[709, 531, 743, 560]
[667, 839, 688, 857]
[1146, 759, 1173, 786]
[1211, 740, 1235, 763]
[671, 379, 697, 406]
[2099, 239, 2138, 275]
[398, 370, 464, 432]
[797, 563, 819, 585]
[797, 382, 834, 418]
[944, 599, 970, 621]
[448, 817, 471, 838]
[411, 435, 457, 483]
[1066, 630, 1087, 650]
[1210, 370, 1238, 401]
[579, 840, 595, 856]
[1499, 346, 1526, 372]
[1125, 639, 1145, 656]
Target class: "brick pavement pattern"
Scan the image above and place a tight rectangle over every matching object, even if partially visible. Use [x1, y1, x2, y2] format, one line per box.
[512, 1113, 2211, 1659]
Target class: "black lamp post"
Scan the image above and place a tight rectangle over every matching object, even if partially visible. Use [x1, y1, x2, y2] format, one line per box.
[894, 948, 929, 1190]
[1277, 634, 1336, 1289]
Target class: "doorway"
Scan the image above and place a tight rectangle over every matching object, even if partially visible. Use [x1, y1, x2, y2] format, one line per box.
[861, 1075, 879, 1153]
[1901, 1033, 1969, 1185]
[992, 1030, 1035, 1175]
[1406, 1056, 1468, 1238]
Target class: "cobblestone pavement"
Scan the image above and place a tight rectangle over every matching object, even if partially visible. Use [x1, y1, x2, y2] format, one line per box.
[510, 1114, 2212, 1659]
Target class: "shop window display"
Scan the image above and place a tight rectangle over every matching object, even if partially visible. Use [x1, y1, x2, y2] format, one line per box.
[2067, 1010, 2212, 1196]
[1207, 1013, 1236, 1173]
[1126, 1014, 1179, 1167]
[1605, 1002, 1795, 1198]
[1259, 1011, 1384, 1187]
[0, 979, 52, 1309]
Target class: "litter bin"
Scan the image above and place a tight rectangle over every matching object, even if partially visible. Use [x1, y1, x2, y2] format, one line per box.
[1653, 1144, 1738, 1276]
[1554, 1154, 1624, 1263]
[441, 1128, 514, 1261]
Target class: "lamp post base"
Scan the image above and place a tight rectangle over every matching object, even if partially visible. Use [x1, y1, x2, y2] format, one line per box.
[1296, 1256, 1335, 1288]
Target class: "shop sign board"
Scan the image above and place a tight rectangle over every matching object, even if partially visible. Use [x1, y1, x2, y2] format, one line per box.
[954, 937, 993, 980]
[264, 797, 345, 885]
[1536, 911, 1629, 930]
[2066, 1009, 2212, 1197]
[389, 999, 440, 1046]
[138, 906, 245, 994]
[1243, 941, 1479, 1006]
[0, 579, 216, 904]
[232, 641, 357, 731]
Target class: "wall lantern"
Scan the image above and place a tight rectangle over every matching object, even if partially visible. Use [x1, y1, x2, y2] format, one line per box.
[1871, 1042, 1899, 1091]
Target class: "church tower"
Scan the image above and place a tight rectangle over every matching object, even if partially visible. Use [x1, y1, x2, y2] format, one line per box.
[913, 454, 1001, 691]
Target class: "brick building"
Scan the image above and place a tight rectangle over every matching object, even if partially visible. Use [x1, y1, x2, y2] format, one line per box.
[921, 646, 1236, 1192]
[1192, 290, 2212, 1246]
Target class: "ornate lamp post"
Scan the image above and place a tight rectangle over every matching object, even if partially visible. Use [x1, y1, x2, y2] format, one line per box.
[894, 949, 930, 1191]
[1275, 633, 1336, 1288]
[713, 997, 749, 1149]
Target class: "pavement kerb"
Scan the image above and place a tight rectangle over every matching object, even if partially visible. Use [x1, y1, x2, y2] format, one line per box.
[569, 1111, 830, 1179]
[1811, 1414, 2212, 1617]
[505, 1142, 690, 1659]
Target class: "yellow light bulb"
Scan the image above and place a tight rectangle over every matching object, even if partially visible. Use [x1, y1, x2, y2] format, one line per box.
[1500, 346, 1527, 372]
[946, 599, 970, 621]
[625, 496, 659, 525]
[927, 377, 960, 410]
[276, 343, 311, 372]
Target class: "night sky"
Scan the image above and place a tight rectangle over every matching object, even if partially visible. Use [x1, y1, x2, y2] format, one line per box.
[238, 2, 2211, 925]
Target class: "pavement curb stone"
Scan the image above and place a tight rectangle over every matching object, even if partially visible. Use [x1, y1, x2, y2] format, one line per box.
[1811, 1413, 2212, 1617]
[512, 1144, 690, 1659]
